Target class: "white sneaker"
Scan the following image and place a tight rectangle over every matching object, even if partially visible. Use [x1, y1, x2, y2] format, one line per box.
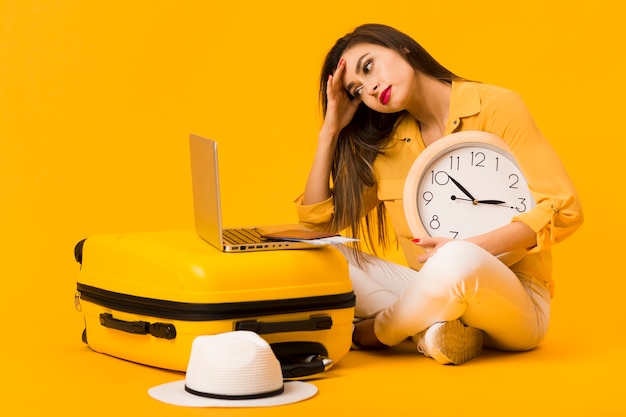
[413, 320, 483, 365]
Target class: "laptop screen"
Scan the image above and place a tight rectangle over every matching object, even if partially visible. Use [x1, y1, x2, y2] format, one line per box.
[189, 134, 224, 250]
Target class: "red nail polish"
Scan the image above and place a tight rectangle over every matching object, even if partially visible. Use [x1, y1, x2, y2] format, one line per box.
[411, 238, 420, 243]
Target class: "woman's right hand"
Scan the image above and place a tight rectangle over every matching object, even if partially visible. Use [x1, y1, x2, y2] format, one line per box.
[321, 59, 362, 140]
[302, 60, 361, 205]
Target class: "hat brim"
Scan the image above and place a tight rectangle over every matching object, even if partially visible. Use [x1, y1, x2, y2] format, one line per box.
[148, 380, 318, 408]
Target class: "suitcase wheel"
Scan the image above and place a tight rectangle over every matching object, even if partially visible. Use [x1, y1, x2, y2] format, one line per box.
[270, 342, 332, 379]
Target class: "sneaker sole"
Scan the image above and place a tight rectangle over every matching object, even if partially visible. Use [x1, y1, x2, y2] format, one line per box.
[427, 320, 483, 365]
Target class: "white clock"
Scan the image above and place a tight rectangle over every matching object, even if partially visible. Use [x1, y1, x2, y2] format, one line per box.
[403, 131, 534, 265]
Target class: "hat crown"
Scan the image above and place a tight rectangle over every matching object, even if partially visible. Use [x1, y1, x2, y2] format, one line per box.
[184, 331, 284, 399]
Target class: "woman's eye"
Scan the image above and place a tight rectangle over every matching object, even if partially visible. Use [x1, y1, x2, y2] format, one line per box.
[354, 86, 363, 97]
[363, 60, 373, 74]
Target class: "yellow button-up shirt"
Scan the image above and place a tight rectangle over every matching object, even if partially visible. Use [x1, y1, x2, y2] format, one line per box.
[296, 81, 584, 294]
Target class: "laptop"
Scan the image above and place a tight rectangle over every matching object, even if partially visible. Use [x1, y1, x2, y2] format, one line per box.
[189, 133, 320, 252]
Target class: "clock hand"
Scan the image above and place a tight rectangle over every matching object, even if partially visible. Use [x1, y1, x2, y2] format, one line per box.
[451, 196, 515, 208]
[446, 174, 476, 202]
[477, 199, 507, 205]
[451, 196, 476, 203]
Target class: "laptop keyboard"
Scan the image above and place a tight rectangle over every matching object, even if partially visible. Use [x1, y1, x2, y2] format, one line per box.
[223, 228, 265, 245]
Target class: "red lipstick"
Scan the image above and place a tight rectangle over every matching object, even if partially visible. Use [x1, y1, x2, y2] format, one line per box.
[380, 86, 391, 105]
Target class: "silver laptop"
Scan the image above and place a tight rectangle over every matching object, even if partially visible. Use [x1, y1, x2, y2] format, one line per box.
[189, 133, 317, 252]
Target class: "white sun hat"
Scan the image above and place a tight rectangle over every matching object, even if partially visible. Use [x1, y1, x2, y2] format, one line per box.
[148, 331, 318, 407]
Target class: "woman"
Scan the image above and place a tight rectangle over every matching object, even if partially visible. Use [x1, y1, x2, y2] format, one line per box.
[296, 24, 583, 365]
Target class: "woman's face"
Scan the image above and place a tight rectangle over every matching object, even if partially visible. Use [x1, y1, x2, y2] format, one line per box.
[339, 43, 415, 113]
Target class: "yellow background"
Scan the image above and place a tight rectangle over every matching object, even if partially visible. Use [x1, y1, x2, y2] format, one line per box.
[1, 0, 624, 416]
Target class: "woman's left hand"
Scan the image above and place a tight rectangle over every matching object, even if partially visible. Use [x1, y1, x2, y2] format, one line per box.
[412, 221, 538, 263]
[412, 236, 453, 263]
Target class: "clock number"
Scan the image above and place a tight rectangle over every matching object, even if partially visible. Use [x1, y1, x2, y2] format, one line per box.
[495, 157, 499, 172]
[429, 215, 441, 230]
[449, 231, 459, 239]
[449, 155, 460, 171]
[515, 198, 527, 213]
[422, 191, 433, 206]
[471, 152, 486, 167]
[509, 174, 520, 189]
[430, 171, 449, 186]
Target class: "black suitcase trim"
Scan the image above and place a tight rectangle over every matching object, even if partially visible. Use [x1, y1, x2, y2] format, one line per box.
[77, 283, 355, 322]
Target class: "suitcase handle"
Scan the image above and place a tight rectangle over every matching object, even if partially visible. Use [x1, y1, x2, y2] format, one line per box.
[235, 315, 332, 334]
[99, 313, 177, 340]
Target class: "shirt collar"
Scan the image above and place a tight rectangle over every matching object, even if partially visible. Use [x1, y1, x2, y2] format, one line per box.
[391, 80, 482, 142]
[445, 80, 481, 134]
[451, 80, 481, 118]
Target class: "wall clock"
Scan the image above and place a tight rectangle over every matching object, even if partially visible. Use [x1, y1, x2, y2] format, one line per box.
[403, 131, 534, 264]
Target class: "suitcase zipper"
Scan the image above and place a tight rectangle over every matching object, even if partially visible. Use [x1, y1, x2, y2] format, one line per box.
[76, 283, 355, 321]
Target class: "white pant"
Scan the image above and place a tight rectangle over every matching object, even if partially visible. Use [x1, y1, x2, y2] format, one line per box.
[336, 240, 551, 351]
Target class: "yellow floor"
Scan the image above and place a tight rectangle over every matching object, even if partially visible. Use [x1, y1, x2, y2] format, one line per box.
[5, 288, 625, 417]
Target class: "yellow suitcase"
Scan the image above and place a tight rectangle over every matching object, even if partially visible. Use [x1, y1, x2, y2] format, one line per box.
[74, 230, 354, 378]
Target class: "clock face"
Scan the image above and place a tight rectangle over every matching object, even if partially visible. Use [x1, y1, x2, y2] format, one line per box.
[409, 139, 534, 240]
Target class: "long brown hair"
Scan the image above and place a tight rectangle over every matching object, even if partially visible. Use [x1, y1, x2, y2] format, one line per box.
[319, 24, 460, 259]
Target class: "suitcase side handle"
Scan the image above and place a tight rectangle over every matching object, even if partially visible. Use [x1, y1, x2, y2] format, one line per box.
[235, 315, 332, 334]
[99, 313, 177, 340]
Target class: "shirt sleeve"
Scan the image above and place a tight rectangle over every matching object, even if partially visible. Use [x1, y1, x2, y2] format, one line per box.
[294, 185, 381, 233]
[487, 89, 584, 252]
[294, 193, 336, 232]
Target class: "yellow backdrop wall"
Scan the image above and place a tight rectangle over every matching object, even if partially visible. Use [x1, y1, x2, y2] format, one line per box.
[1, 0, 624, 415]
